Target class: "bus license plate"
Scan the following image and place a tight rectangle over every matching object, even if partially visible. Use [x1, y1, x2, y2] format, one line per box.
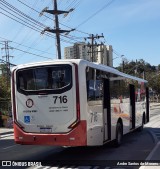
[40, 128, 52, 133]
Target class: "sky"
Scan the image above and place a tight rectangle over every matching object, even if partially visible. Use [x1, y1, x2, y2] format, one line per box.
[0, 0, 160, 67]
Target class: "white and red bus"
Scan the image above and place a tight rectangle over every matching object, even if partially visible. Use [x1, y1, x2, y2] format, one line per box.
[11, 59, 149, 146]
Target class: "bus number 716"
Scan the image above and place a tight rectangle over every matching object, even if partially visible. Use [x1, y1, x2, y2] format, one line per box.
[53, 96, 68, 104]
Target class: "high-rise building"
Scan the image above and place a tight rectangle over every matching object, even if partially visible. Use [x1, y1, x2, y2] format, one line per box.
[97, 45, 113, 67]
[64, 42, 113, 67]
[64, 42, 89, 60]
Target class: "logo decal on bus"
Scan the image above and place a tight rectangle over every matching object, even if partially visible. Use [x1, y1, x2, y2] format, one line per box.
[26, 99, 34, 108]
[24, 116, 30, 123]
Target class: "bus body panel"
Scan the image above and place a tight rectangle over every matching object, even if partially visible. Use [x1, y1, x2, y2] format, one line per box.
[12, 61, 88, 146]
[111, 99, 131, 136]
[82, 60, 148, 146]
[77, 61, 88, 121]
[77, 61, 104, 146]
[86, 102, 104, 145]
[15, 90, 76, 133]
[11, 59, 149, 147]
[14, 63, 77, 134]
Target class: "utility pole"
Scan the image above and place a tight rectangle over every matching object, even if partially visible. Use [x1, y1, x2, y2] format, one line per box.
[86, 33, 104, 62]
[1, 41, 14, 88]
[40, 0, 74, 59]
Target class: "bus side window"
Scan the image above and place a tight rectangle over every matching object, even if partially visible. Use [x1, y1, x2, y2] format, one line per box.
[86, 68, 93, 100]
[86, 67, 103, 101]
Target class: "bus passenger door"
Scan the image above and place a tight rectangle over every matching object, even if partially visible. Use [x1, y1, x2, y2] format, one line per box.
[130, 84, 135, 129]
[103, 78, 111, 141]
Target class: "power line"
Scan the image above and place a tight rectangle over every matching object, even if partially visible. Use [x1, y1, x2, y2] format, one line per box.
[0, 58, 16, 66]
[0, 36, 57, 63]
[0, 1, 82, 46]
[1, 41, 14, 88]
[41, 0, 75, 59]
[0, 9, 42, 33]
[85, 33, 104, 62]
[11, 0, 53, 47]
[76, 0, 115, 28]
[0, 42, 52, 60]
[0, 1, 57, 39]
[0, 0, 47, 29]
[17, 0, 89, 35]
[13, 47, 53, 60]
[0, 7, 67, 43]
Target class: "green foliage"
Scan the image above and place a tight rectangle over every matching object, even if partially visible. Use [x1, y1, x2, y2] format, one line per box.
[0, 64, 11, 115]
[116, 59, 160, 94]
[0, 75, 11, 99]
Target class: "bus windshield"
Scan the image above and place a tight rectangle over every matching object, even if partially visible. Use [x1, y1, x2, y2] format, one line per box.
[17, 65, 72, 94]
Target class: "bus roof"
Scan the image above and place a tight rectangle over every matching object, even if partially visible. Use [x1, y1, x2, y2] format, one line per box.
[12, 59, 147, 83]
[88, 61, 147, 83]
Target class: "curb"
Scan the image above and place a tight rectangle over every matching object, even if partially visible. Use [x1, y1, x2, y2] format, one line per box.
[0, 131, 13, 136]
[0, 133, 14, 138]
[0, 128, 14, 138]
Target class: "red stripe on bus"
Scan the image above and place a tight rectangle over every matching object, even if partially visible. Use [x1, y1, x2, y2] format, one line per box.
[11, 69, 17, 123]
[68, 63, 80, 129]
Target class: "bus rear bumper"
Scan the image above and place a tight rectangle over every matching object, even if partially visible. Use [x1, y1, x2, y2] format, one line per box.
[13, 120, 87, 146]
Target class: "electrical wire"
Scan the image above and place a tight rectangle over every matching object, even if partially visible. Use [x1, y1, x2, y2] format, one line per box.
[17, 0, 90, 35]
[0, 0, 83, 45]
[0, 0, 47, 28]
[0, 0, 59, 41]
[76, 0, 115, 28]
[13, 47, 52, 60]
[0, 41, 52, 60]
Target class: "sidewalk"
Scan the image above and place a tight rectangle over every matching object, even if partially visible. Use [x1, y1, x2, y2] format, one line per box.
[139, 103, 160, 169]
[0, 127, 14, 136]
[150, 102, 160, 110]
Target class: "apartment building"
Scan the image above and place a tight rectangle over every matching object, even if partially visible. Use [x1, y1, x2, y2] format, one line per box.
[64, 42, 113, 67]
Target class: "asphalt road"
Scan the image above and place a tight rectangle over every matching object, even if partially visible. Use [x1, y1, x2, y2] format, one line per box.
[0, 106, 160, 168]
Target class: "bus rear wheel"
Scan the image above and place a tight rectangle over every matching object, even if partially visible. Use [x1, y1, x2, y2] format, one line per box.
[115, 122, 123, 147]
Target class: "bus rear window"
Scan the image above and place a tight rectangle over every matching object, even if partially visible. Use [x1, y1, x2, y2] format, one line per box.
[17, 65, 72, 94]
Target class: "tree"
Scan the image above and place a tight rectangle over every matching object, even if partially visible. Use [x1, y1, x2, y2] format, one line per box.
[116, 59, 160, 95]
[0, 64, 11, 115]
[0, 75, 11, 99]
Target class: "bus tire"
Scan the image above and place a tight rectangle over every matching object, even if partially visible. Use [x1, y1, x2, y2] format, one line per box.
[115, 122, 123, 147]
